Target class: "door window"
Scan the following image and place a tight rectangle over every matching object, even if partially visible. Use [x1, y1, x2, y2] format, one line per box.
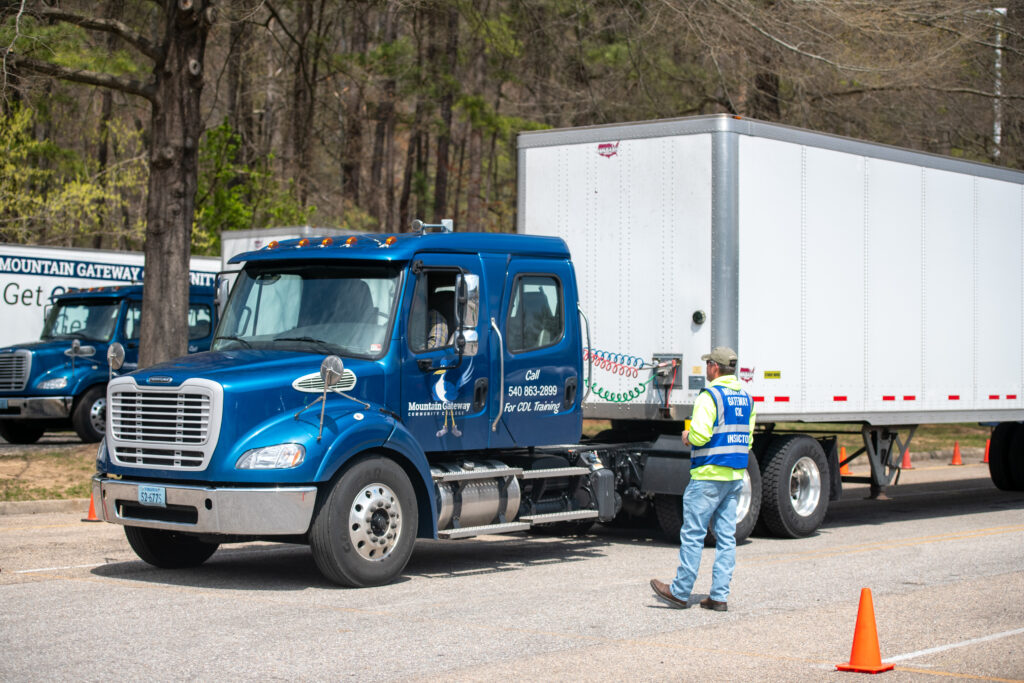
[408, 270, 458, 353]
[506, 275, 563, 353]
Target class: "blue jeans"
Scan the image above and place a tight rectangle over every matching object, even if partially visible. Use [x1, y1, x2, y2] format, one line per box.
[670, 478, 743, 603]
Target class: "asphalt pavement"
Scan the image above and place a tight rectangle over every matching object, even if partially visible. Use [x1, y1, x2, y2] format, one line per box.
[1, 462, 1022, 681]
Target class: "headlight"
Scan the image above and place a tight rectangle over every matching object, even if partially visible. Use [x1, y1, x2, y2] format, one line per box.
[236, 443, 306, 469]
[39, 377, 68, 390]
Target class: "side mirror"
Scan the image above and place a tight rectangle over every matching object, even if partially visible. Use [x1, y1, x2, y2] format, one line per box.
[455, 273, 480, 329]
[320, 355, 344, 389]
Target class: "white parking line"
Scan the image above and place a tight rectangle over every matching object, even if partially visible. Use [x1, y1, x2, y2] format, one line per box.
[13, 563, 106, 574]
[887, 627, 1024, 663]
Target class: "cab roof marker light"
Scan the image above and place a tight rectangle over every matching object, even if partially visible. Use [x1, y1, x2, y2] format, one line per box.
[320, 237, 334, 247]
[267, 240, 280, 250]
[345, 236, 358, 247]
[298, 238, 310, 247]
[383, 236, 397, 247]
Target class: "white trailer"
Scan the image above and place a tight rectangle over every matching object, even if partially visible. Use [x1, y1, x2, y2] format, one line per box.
[0, 244, 220, 349]
[518, 114, 1024, 516]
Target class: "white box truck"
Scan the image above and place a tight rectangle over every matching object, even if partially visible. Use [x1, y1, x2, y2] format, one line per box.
[0, 244, 219, 348]
[518, 114, 1024, 527]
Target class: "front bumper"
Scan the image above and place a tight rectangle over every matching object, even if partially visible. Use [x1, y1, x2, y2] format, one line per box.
[0, 396, 73, 419]
[91, 475, 318, 535]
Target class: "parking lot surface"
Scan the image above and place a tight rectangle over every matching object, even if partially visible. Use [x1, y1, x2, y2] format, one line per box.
[1, 463, 1022, 681]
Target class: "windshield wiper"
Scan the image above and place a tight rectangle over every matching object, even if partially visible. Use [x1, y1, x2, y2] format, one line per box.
[273, 336, 336, 353]
[216, 336, 253, 349]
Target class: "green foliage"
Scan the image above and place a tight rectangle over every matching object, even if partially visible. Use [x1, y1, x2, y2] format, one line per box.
[194, 119, 316, 255]
[0, 16, 145, 78]
[0, 107, 147, 246]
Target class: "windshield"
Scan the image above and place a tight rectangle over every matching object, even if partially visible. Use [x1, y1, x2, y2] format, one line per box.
[214, 263, 401, 357]
[41, 300, 122, 342]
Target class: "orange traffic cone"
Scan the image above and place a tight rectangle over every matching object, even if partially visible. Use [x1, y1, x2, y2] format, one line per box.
[836, 587, 895, 674]
[950, 441, 963, 466]
[839, 446, 852, 475]
[900, 448, 913, 470]
[984, 438, 990, 464]
[82, 491, 100, 523]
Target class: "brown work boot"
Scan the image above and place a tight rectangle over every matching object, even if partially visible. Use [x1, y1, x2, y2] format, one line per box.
[650, 579, 689, 609]
[699, 597, 728, 612]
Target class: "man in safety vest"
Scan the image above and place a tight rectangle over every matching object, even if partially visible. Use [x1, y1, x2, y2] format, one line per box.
[650, 346, 755, 611]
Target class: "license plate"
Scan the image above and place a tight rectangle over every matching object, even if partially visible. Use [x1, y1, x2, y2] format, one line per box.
[138, 485, 166, 508]
[0, 399, 7, 409]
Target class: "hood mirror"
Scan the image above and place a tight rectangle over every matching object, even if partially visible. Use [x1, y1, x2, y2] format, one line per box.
[320, 355, 344, 389]
[107, 342, 125, 379]
[295, 355, 369, 442]
[65, 338, 97, 358]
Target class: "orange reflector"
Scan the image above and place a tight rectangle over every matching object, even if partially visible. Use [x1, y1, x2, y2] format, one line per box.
[345, 236, 358, 246]
[298, 238, 310, 247]
[321, 237, 334, 247]
[267, 240, 279, 249]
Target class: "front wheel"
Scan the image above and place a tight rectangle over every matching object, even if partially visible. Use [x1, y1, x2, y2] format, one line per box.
[310, 455, 418, 587]
[0, 420, 44, 444]
[758, 435, 829, 538]
[124, 526, 219, 568]
[72, 385, 107, 443]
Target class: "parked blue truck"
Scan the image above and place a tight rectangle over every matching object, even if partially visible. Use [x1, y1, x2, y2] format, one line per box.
[0, 284, 217, 444]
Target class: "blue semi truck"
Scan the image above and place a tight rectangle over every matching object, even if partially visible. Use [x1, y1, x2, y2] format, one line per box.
[90, 116, 1024, 588]
[0, 284, 217, 444]
[92, 226, 755, 587]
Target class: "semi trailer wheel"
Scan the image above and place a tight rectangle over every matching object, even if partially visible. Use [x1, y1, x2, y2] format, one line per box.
[0, 420, 44, 444]
[310, 455, 418, 587]
[987, 422, 1017, 491]
[124, 526, 219, 568]
[72, 385, 107, 443]
[1007, 424, 1024, 491]
[758, 435, 829, 538]
[653, 455, 762, 545]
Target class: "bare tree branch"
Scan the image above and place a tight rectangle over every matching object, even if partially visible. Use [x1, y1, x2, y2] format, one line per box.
[36, 7, 163, 62]
[4, 51, 155, 101]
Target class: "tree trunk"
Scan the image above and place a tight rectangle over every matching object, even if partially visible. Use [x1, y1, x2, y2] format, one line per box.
[431, 6, 458, 221]
[227, 0, 255, 166]
[139, 1, 212, 368]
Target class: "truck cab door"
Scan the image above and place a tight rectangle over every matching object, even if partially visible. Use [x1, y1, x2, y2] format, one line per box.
[400, 254, 490, 452]
[490, 258, 582, 448]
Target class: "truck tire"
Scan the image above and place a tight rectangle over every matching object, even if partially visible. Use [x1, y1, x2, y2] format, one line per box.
[124, 526, 219, 568]
[987, 422, 1017, 491]
[653, 456, 761, 545]
[1007, 424, 1024, 491]
[758, 435, 828, 538]
[310, 455, 418, 587]
[0, 420, 44, 444]
[72, 385, 107, 443]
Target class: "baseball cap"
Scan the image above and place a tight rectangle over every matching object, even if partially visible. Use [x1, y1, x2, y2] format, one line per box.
[701, 346, 738, 367]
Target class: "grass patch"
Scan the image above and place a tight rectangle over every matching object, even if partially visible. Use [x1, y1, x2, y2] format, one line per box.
[0, 448, 97, 502]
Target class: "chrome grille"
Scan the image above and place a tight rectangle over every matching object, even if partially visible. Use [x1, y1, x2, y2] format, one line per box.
[111, 391, 211, 443]
[0, 351, 30, 391]
[108, 378, 222, 471]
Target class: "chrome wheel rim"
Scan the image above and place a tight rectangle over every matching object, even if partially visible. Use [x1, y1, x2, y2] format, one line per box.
[89, 397, 106, 435]
[348, 483, 402, 561]
[789, 456, 821, 517]
[736, 470, 752, 522]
